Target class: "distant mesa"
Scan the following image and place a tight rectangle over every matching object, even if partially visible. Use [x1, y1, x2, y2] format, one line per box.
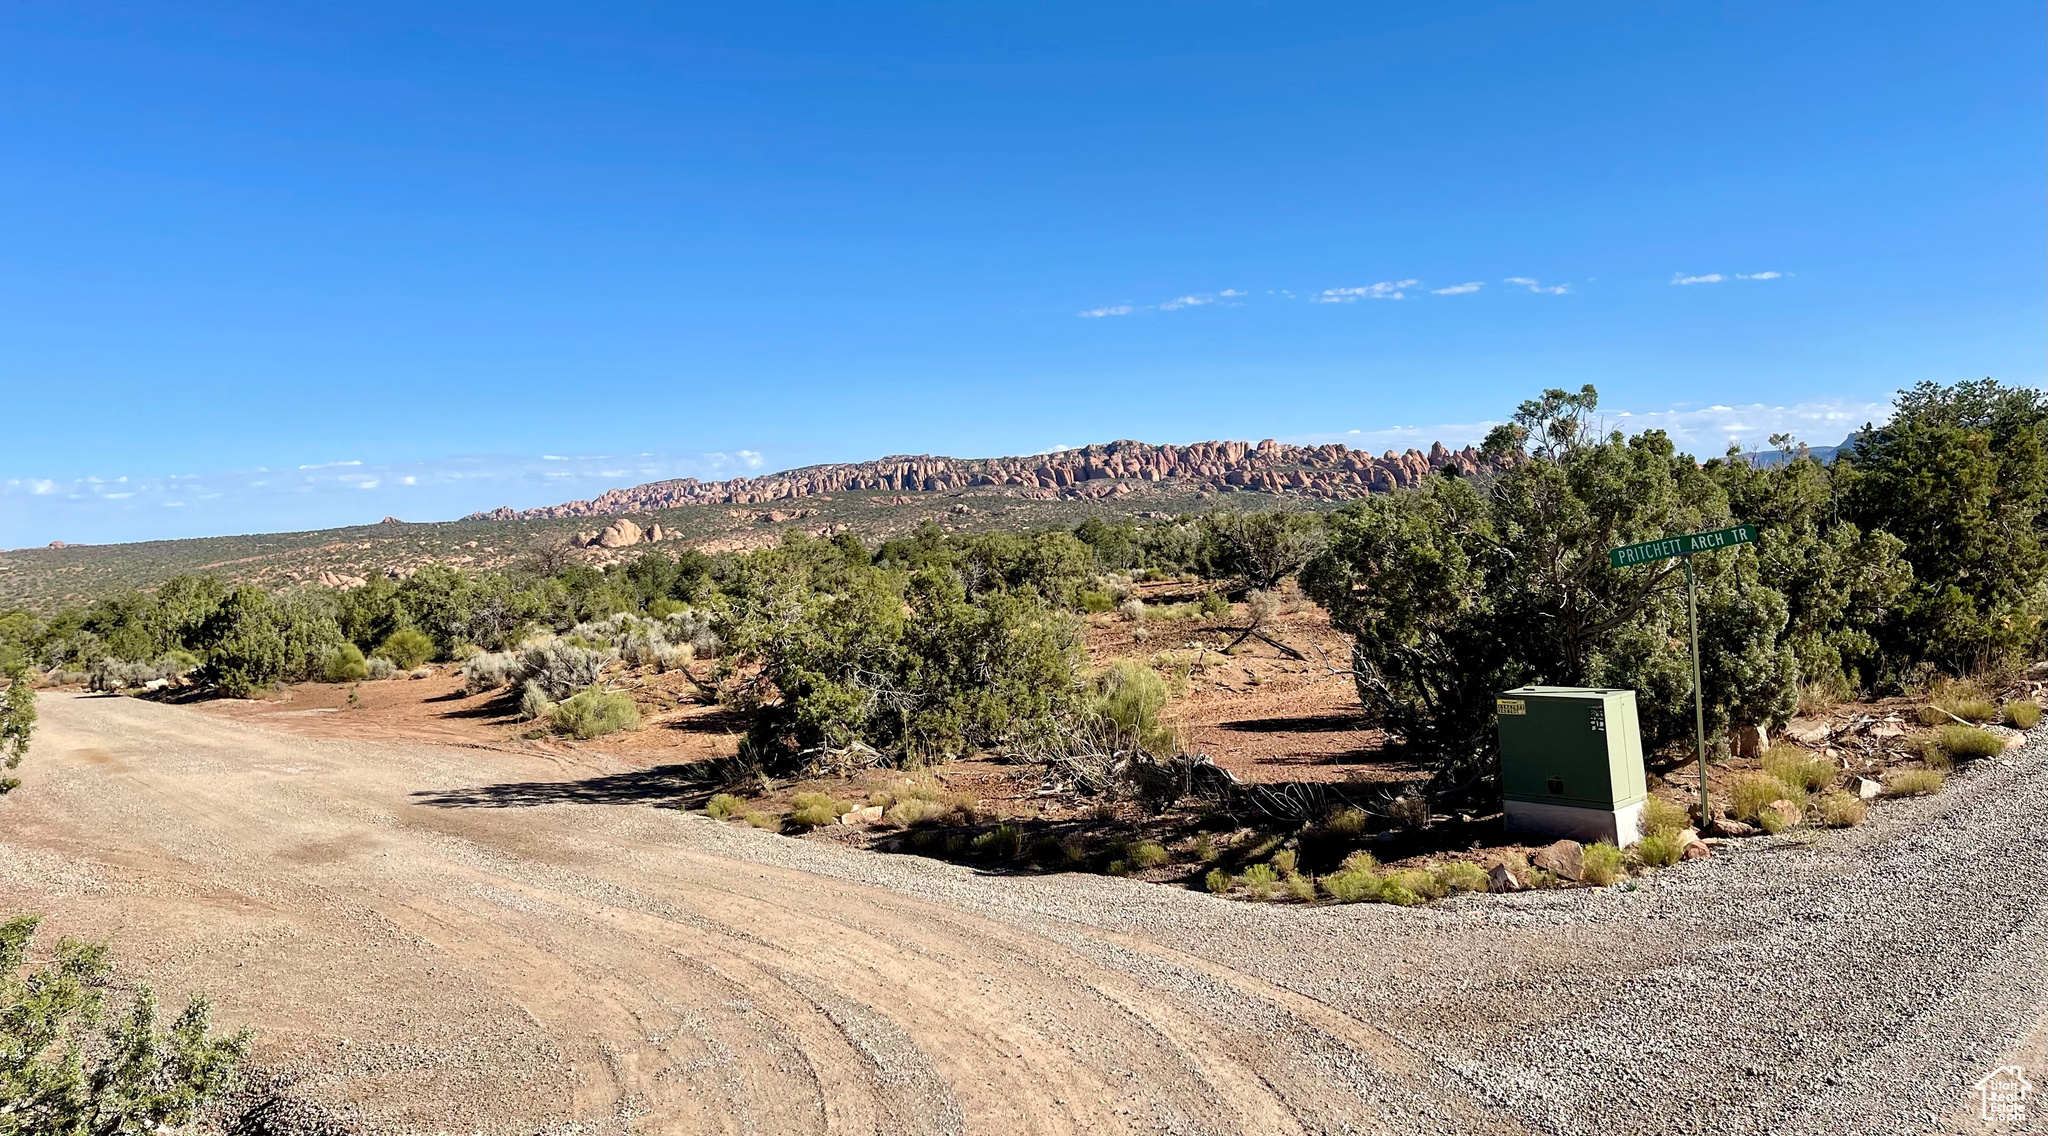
[47, 540, 68, 549]
[469, 437, 1504, 524]
[379, 516, 406, 525]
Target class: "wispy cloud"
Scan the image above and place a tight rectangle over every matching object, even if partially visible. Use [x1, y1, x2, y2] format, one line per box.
[2, 449, 775, 547]
[1081, 288, 1250, 316]
[1313, 280, 1421, 303]
[1285, 397, 1891, 457]
[1674, 270, 1784, 285]
[1431, 282, 1484, 295]
[1505, 277, 1572, 294]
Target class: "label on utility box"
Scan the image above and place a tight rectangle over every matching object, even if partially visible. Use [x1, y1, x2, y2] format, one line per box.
[1496, 698, 1527, 716]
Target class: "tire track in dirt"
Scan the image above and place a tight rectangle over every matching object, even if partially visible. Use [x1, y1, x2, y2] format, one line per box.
[3, 693, 2041, 1135]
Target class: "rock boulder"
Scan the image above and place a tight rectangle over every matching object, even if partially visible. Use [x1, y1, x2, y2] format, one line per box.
[1532, 840, 1585, 882]
[597, 519, 645, 548]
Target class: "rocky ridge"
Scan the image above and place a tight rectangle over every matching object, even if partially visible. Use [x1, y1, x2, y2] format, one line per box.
[467, 437, 1499, 523]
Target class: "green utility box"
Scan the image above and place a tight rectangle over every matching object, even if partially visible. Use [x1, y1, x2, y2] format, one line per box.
[1497, 686, 1649, 844]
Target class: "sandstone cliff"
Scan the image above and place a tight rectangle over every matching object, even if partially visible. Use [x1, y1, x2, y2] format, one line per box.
[465, 437, 1496, 523]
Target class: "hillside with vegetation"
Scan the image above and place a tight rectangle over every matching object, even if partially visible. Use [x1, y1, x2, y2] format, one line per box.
[6, 380, 2040, 795]
[0, 436, 1503, 614]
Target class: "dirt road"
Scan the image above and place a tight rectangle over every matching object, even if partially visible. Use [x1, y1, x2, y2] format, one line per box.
[3, 693, 2043, 1135]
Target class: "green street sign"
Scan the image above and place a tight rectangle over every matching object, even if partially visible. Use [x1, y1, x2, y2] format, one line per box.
[1607, 520, 1761, 831]
[1607, 523, 1758, 568]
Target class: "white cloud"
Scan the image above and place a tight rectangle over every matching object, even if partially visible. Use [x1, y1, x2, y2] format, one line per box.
[1676, 270, 1786, 285]
[1506, 277, 1572, 294]
[1157, 295, 1212, 311]
[1218, 289, 1247, 297]
[1314, 280, 1421, 303]
[2, 448, 777, 546]
[1078, 305, 1134, 318]
[1431, 282, 1484, 295]
[1287, 397, 1890, 458]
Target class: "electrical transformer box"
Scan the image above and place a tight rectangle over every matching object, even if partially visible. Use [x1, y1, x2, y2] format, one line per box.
[1496, 686, 1648, 844]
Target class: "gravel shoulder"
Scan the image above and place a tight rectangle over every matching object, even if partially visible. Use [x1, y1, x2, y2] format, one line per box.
[2, 693, 2043, 1135]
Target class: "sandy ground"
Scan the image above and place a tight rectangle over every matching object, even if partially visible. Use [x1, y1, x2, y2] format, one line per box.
[3, 692, 2044, 1135]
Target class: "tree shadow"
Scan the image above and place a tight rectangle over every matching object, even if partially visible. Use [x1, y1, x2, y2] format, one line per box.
[1217, 713, 1368, 734]
[412, 758, 732, 810]
[665, 706, 751, 735]
[437, 690, 521, 720]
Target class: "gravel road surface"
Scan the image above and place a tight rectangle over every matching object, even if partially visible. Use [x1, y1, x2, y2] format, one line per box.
[2, 693, 2042, 1134]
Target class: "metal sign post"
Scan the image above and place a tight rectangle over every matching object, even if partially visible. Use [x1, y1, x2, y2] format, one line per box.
[1608, 523, 1758, 825]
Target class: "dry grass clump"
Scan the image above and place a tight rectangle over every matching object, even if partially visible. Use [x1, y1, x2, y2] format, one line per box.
[1320, 870, 1376, 903]
[971, 824, 1022, 861]
[1375, 872, 1429, 907]
[1641, 795, 1690, 835]
[2002, 700, 2042, 729]
[788, 791, 854, 829]
[1025, 834, 1066, 866]
[1731, 771, 1802, 823]
[705, 793, 744, 820]
[548, 689, 640, 739]
[1238, 863, 1280, 899]
[1818, 790, 1867, 827]
[1398, 868, 1453, 900]
[1386, 795, 1429, 830]
[1635, 828, 1687, 868]
[1204, 868, 1234, 894]
[1934, 723, 2005, 761]
[1582, 842, 1625, 886]
[1917, 737, 1954, 771]
[1299, 806, 1371, 865]
[704, 792, 779, 828]
[1886, 768, 1944, 796]
[1926, 674, 1986, 705]
[1126, 840, 1170, 869]
[1756, 801, 1801, 835]
[1431, 860, 1489, 895]
[1762, 746, 1835, 793]
[1941, 699, 2000, 723]
[1319, 851, 1382, 903]
[875, 779, 978, 827]
[1796, 676, 1851, 716]
[884, 798, 950, 827]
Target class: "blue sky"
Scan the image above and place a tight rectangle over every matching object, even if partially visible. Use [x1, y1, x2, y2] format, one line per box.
[2, 1, 2041, 546]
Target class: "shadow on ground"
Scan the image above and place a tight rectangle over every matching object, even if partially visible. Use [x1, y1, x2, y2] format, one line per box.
[413, 759, 730, 809]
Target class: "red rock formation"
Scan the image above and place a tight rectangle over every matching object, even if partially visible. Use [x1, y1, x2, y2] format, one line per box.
[467, 438, 1504, 522]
